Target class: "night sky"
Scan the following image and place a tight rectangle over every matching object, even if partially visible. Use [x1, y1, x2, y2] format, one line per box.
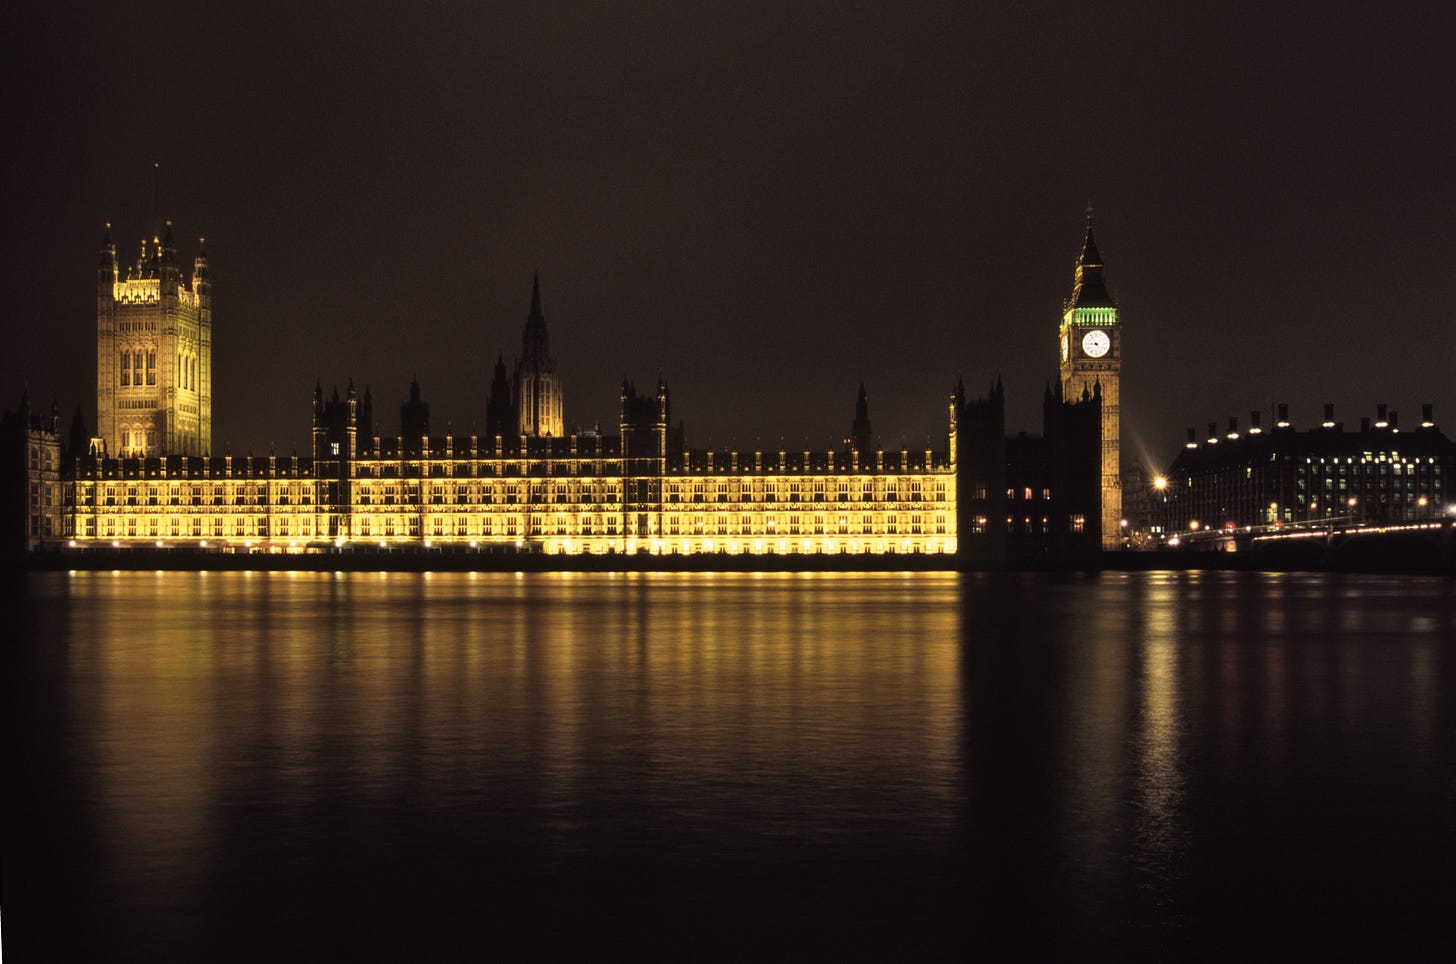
[7, 0, 1453, 471]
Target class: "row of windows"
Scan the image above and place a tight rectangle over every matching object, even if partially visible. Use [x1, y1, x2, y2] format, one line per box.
[86, 515, 314, 540]
[118, 428, 157, 454]
[119, 350, 156, 387]
[351, 460, 950, 482]
[70, 509, 951, 539]
[967, 514, 1086, 534]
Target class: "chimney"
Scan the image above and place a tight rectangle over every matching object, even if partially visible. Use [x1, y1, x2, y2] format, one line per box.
[1322, 403, 1335, 428]
[1360, 417, 1370, 433]
[1376, 403, 1388, 428]
[1277, 403, 1290, 428]
[1186, 427, 1197, 449]
[1227, 416, 1239, 440]
[1421, 403, 1434, 428]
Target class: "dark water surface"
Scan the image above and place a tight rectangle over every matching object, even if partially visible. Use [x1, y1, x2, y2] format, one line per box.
[5, 571, 1454, 960]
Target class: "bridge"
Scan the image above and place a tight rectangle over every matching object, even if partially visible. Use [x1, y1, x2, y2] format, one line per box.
[1169, 516, 1456, 573]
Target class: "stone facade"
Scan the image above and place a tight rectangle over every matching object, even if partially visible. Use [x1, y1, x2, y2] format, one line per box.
[1058, 212, 1121, 550]
[96, 222, 211, 458]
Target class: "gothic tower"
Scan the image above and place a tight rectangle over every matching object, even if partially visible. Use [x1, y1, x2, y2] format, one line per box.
[1057, 210, 1121, 550]
[513, 272, 564, 438]
[96, 220, 212, 457]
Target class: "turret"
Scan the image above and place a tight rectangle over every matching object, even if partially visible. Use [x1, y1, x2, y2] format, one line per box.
[656, 375, 670, 420]
[311, 379, 325, 457]
[359, 386, 374, 452]
[946, 382, 959, 466]
[98, 223, 118, 293]
[192, 236, 210, 306]
[400, 376, 430, 454]
[347, 381, 360, 459]
[486, 354, 514, 439]
[851, 383, 872, 455]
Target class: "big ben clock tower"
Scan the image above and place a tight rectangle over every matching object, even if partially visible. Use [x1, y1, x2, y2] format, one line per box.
[1058, 209, 1121, 550]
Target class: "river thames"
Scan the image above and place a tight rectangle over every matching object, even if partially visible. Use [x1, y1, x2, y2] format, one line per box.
[5, 570, 1453, 960]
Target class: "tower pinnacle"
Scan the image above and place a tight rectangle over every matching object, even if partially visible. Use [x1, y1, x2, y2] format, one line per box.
[1067, 210, 1114, 309]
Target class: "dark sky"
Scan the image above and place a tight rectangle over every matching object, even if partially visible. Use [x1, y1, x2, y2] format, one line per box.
[7, 0, 1453, 471]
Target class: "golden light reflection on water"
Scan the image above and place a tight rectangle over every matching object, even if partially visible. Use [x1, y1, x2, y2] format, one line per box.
[58, 570, 965, 908]
[19, 569, 1455, 959]
[1135, 574, 1185, 878]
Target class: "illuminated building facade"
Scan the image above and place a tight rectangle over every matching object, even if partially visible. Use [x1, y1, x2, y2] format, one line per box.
[54, 377, 957, 557]
[96, 222, 212, 458]
[1161, 402, 1454, 532]
[1058, 211, 1121, 550]
[7, 217, 1120, 565]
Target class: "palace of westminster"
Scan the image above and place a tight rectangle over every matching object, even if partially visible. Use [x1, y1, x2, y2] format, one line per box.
[10, 205, 1444, 563]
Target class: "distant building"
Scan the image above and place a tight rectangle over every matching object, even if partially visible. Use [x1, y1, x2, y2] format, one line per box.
[1161, 402, 1454, 533]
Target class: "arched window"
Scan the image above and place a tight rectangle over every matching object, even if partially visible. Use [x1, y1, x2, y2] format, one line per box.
[146, 351, 157, 386]
[121, 351, 131, 386]
[133, 352, 143, 386]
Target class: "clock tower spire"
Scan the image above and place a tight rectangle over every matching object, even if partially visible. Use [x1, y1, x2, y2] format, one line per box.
[1058, 208, 1122, 550]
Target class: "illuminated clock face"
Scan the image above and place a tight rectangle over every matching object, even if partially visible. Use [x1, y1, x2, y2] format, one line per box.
[1081, 329, 1110, 358]
[1060, 333, 1069, 362]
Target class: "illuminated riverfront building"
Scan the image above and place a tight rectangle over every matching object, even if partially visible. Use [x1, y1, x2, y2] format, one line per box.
[1160, 403, 1454, 533]
[7, 218, 1112, 563]
[96, 221, 212, 458]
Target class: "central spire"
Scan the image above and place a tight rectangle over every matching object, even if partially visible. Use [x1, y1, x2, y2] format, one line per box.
[513, 271, 564, 438]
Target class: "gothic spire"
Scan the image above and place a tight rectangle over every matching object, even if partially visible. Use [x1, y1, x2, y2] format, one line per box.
[1079, 205, 1103, 267]
[1067, 207, 1116, 310]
